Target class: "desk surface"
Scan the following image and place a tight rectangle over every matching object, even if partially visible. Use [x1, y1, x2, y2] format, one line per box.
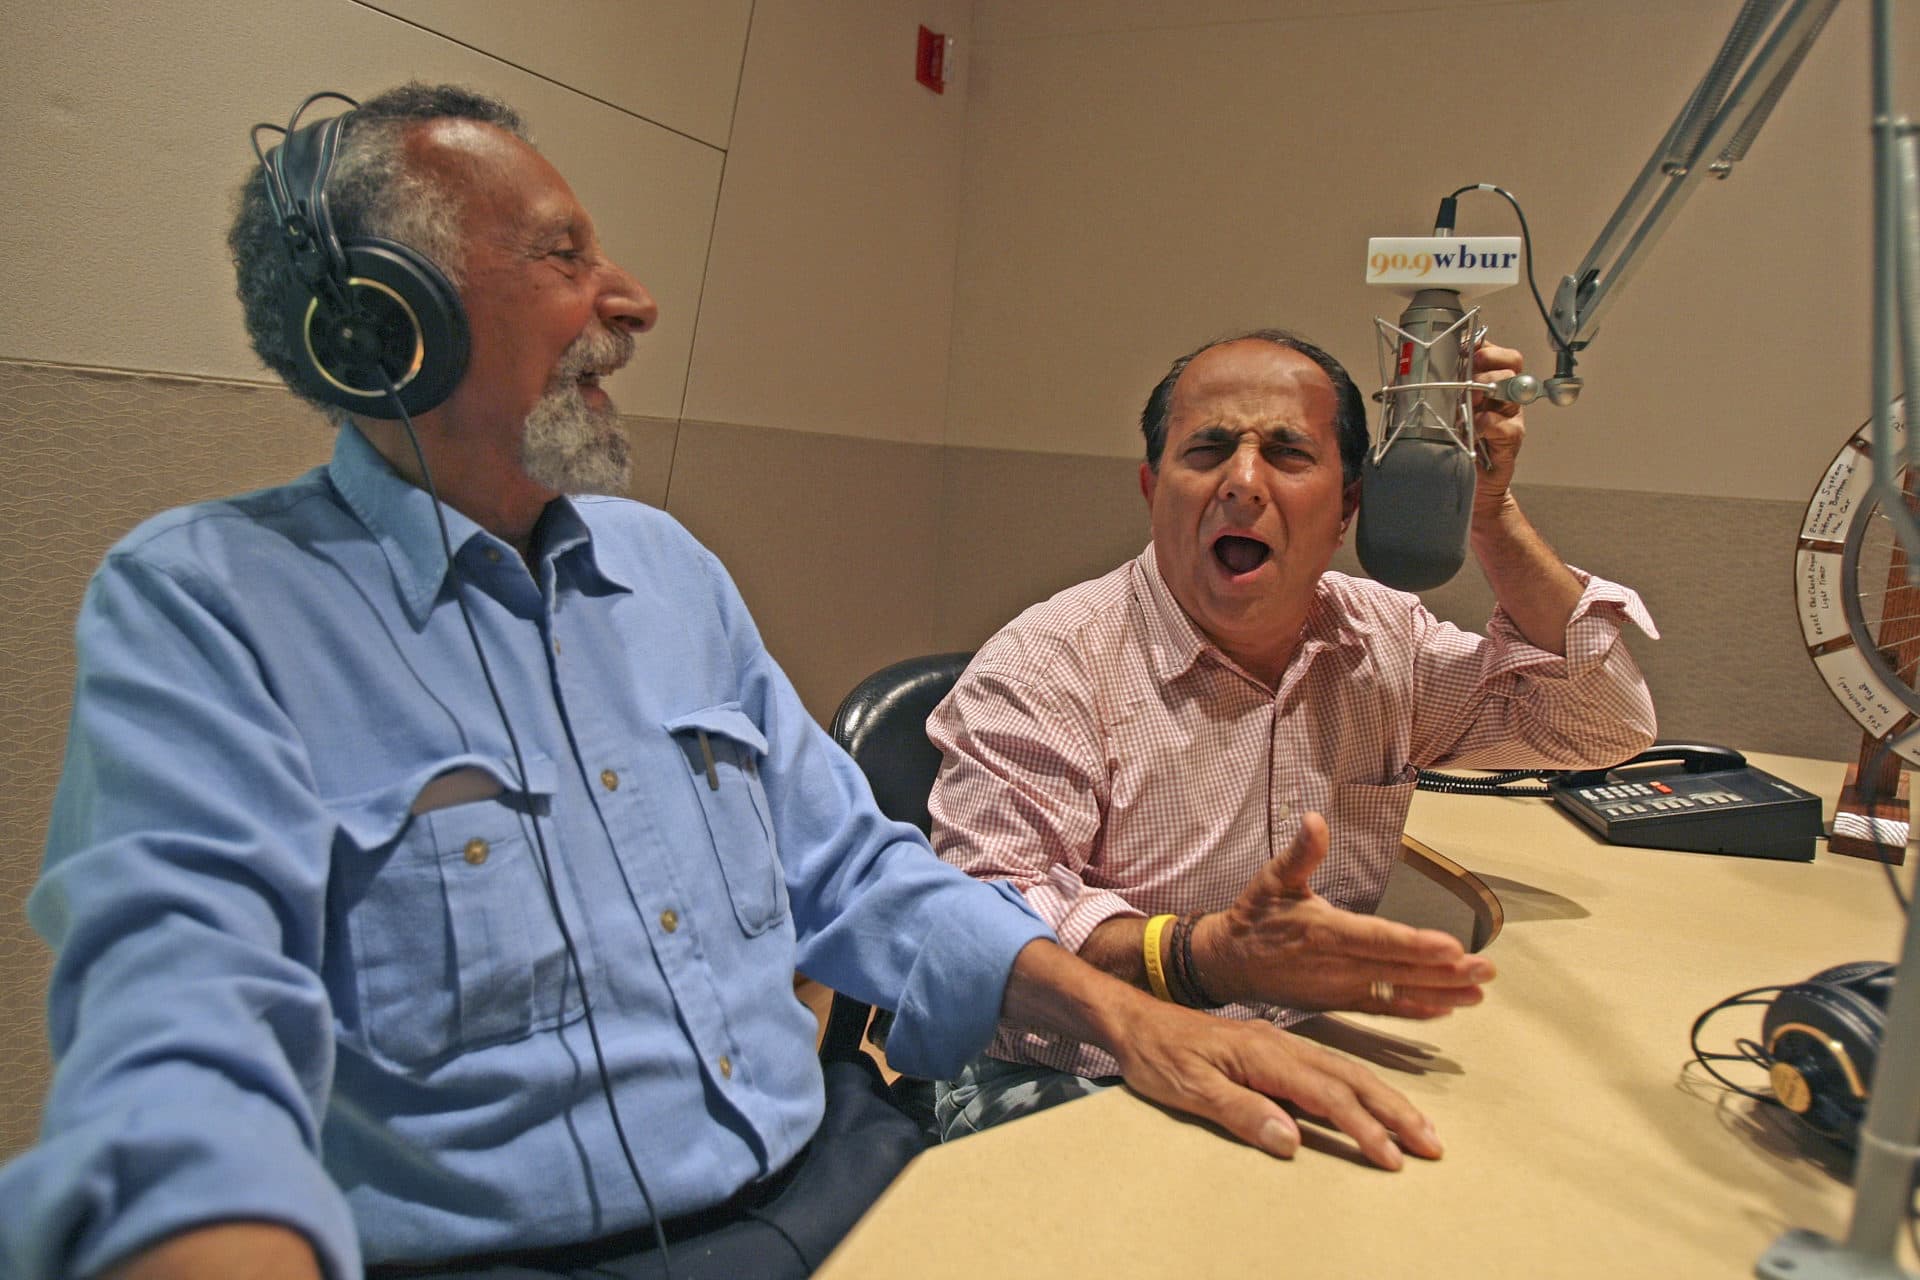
[819, 753, 1918, 1278]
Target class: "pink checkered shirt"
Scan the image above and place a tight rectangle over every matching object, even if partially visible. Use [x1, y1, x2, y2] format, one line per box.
[928, 546, 1658, 1078]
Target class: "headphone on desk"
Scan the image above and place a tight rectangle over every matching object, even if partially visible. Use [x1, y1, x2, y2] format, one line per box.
[252, 92, 468, 417]
[1692, 961, 1895, 1145]
[1759, 961, 1894, 1141]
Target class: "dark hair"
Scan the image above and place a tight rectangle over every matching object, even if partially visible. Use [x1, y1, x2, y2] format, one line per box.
[227, 83, 529, 409]
[1140, 328, 1369, 486]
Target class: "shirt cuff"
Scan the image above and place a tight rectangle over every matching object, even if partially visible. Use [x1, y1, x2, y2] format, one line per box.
[1484, 568, 1659, 678]
[883, 879, 1054, 1080]
[1022, 862, 1147, 957]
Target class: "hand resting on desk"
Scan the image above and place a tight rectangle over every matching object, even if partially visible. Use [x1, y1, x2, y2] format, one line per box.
[1002, 937, 1447, 1171]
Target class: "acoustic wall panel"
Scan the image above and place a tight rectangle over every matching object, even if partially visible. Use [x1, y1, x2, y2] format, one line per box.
[683, 0, 975, 443]
[363, 0, 754, 146]
[0, 0, 722, 421]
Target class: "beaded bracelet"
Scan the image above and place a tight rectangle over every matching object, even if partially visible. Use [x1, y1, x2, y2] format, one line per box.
[1175, 913, 1222, 1009]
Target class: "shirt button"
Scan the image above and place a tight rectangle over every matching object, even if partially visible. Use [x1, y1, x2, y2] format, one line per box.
[601, 769, 619, 791]
[718, 1055, 733, 1080]
[554, 638, 563, 656]
[463, 838, 489, 865]
[660, 909, 678, 933]
[483, 547, 502, 563]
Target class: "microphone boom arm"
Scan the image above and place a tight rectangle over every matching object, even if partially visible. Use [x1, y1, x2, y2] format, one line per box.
[1543, 0, 1920, 571]
[1550, 0, 1839, 353]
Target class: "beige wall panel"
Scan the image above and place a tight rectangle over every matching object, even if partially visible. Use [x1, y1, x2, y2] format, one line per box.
[363, 0, 753, 146]
[936, 445, 1860, 762]
[935, 448, 1149, 649]
[624, 414, 681, 510]
[663, 422, 943, 721]
[976, 0, 1520, 43]
[948, 0, 1911, 506]
[1, 0, 720, 421]
[0, 363, 337, 1158]
[683, 0, 974, 444]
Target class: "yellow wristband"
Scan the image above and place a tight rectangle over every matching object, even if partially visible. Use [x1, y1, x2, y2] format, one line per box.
[1142, 914, 1176, 1002]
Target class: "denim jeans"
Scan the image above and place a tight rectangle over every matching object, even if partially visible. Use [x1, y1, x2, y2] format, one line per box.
[932, 1052, 1120, 1143]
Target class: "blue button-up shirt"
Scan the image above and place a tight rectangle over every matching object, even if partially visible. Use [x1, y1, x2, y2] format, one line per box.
[0, 425, 1050, 1279]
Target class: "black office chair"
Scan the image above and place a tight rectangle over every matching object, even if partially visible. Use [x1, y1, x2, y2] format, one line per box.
[815, 652, 973, 1098]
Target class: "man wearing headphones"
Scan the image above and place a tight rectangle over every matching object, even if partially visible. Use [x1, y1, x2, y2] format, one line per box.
[0, 86, 1485, 1280]
[925, 330, 1659, 1137]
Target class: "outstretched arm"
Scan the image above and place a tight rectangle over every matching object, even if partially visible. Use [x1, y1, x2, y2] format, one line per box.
[1080, 813, 1492, 1019]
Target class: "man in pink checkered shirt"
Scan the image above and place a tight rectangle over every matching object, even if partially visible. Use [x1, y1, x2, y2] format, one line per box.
[927, 328, 1657, 1146]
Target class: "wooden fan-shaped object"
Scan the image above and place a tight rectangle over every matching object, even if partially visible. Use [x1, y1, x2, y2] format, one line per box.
[1796, 397, 1913, 863]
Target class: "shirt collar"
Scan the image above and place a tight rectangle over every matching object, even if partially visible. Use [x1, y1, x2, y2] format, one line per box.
[1132, 545, 1212, 683]
[1131, 544, 1371, 688]
[538, 496, 634, 596]
[327, 425, 625, 624]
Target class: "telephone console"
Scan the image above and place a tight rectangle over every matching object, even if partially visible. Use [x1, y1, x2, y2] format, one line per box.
[1547, 744, 1824, 862]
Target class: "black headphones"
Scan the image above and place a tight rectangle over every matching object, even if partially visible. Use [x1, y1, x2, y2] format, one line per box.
[1692, 961, 1894, 1147]
[253, 92, 468, 417]
[1760, 961, 1894, 1142]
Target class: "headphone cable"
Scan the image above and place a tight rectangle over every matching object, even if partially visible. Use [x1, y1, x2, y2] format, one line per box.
[1688, 984, 1793, 1104]
[377, 373, 673, 1271]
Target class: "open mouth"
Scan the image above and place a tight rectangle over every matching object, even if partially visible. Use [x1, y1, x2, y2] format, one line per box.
[1211, 535, 1271, 575]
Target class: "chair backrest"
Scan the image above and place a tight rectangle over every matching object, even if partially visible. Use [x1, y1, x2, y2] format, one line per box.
[818, 651, 972, 1068]
[828, 651, 974, 835]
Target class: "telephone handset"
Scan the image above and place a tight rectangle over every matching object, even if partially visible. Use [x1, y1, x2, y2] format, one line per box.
[1556, 742, 1748, 787]
[1547, 741, 1823, 861]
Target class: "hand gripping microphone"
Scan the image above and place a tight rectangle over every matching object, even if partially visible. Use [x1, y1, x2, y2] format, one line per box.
[1357, 233, 1524, 591]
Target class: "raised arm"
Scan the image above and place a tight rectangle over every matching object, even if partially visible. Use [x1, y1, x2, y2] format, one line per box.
[1466, 341, 1584, 652]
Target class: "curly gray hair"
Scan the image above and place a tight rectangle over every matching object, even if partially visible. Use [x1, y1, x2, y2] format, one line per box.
[227, 83, 528, 409]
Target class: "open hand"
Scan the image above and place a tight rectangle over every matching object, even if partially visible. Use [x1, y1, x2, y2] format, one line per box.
[1192, 812, 1494, 1017]
[1109, 997, 1443, 1170]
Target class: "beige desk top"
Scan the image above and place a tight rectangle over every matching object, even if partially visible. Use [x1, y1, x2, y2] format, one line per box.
[820, 753, 1919, 1278]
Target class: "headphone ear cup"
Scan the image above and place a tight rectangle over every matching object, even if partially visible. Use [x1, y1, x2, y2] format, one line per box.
[282, 237, 468, 418]
[1762, 978, 1887, 1140]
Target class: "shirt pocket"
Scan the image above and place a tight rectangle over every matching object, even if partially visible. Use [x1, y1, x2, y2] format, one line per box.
[327, 753, 577, 1069]
[1322, 766, 1419, 915]
[662, 705, 788, 936]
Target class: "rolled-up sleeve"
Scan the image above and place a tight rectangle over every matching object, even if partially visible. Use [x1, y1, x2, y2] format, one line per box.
[0, 555, 358, 1280]
[1412, 569, 1660, 770]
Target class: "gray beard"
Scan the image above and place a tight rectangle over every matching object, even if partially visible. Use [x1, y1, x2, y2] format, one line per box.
[519, 382, 632, 496]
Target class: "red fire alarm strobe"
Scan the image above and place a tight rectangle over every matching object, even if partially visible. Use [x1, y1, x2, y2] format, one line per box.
[917, 25, 948, 93]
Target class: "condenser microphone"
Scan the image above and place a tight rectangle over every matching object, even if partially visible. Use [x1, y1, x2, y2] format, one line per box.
[1357, 288, 1476, 591]
[1359, 233, 1523, 591]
